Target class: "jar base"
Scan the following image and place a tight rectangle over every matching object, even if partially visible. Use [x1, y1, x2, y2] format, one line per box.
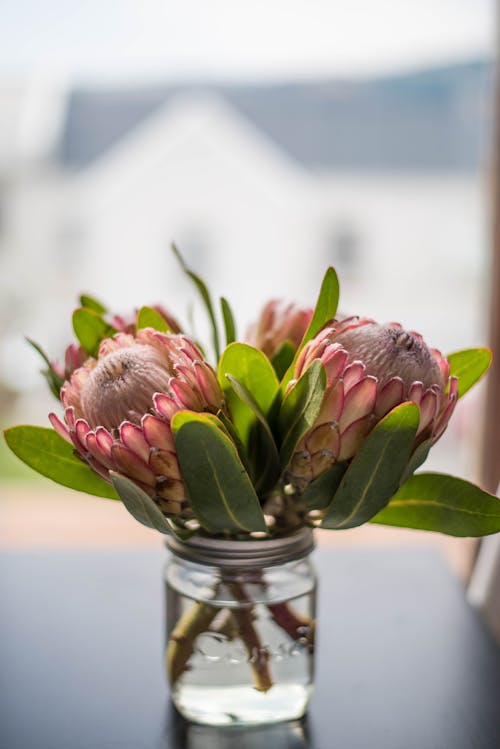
[172, 683, 312, 726]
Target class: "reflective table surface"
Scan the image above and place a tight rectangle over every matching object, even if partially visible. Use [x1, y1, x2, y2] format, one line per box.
[1, 546, 499, 748]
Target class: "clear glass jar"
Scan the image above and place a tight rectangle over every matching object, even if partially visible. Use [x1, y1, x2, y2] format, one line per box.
[164, 528, 316, 726]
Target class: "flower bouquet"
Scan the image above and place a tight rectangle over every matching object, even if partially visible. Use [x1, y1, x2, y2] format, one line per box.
[5, 247, 499, 726]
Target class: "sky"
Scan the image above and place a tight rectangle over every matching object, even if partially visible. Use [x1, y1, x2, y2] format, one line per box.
[0, 0, 495, 84]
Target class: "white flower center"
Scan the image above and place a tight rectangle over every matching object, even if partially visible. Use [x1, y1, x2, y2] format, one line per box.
[80, 345, 172, 431]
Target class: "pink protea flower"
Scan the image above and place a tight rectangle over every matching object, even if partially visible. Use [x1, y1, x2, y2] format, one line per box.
[51, 306, 182, 384]
[49, 328, 224, 516]
[287, 316, 458, 491]
[246, 300, 313, 359]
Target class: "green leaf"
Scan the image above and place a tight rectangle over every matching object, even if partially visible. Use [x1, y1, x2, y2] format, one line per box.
[447, 348, 492, 398]
[172, 409, 257, 484]
[79, 294, 107, 314]
[220, 297, 237, 346]
[400, 438, 432, 484]
[281, 267, 339, 388]
[301, 461, 348, 510]
[171, 409, 230, 436]
[321, 403, 419, 530]
[371, 472, 500, 537]
[172, 412, 266, 534]
[72, 308, 116, 358]
[271, 341, 296, 380]
[218, 343, 280, 446]
[26, 338, 64, 398]
[4, 426, 118, 499]
[110, 472, 171, 533]
[301, 266, 340, 347]
[216, 411, 254, 478]
[278, 360, 326, 469]
[171, 243, 220, 360]
[136, 306, 172, 333]
[226, 374, 280, 492]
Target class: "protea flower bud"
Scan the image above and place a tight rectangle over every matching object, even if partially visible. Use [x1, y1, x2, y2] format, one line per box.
[111, 304, 182, 336]
[287, 316, 458, 491]
[52, 343, 88, 381]
[246, 300, 313, 359]
[49, 328, 224, 516]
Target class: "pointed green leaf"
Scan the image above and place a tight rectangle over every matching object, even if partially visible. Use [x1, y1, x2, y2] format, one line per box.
[278, 360, 326, 469]
[4, 426, 118, 499]
[301, 266, 340, 347]
[226, 374, 280, 492]
[371, 472, 500, 537]
[218, 343, 280, 446]
[172, 413, 266, 534]
[171, 409, 230, 435]
[321, 403, 419, 529]
[400, 438, 432, 484]
[271, 341, 296, 380]
[216, 411, 254, 478]
[26, 338, 64, 398]
[302, 461, 348, 510]
[280, 267, 339, 389]
[447, 348, 492, 398]
[220, 297, 237, 346]
[72, 308, 116, 358]
[79, 294, 107, 314]
[171, 243, 220, 360]
[136, 306, 172, 333]
[110, 472, 171, 533]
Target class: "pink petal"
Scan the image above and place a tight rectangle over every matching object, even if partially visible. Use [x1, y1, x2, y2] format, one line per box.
[375, 377, 404, 417]
[119, 422, 150, 463]
[70, 367, 91, 393]
[417, 390, 439, 435]
[339, 415, 374, 460]
[193, 362, 221, 409]
[86, 456, 111, 481]
[339, 376, 377, 432]
[448, 376, 459, 397]
[95, 427, 113, 458]
[86, 432, 114, 469]
[342, 362, 366, 393]
[142, 415, 176, 451]
[432, 394, 458, 442]
[65, 406, 76, 429]
[48, 412, 72, 444]
[180, 337, 204, 360]
[97, 338, 122, 357]
[316, 381, 344, 424]
[111, 444, 155, 485]
[170, 379, 203, 410]
[148, 330, 170, 346]
[408, 381, 424, 405]
[75, 419, 91, 452]
[174, 364, 199, 389]
[322, 347, 348, 385]
[153, 393, 179, 420]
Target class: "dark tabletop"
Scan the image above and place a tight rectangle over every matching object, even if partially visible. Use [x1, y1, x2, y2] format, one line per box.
[0, 545, 499, 749]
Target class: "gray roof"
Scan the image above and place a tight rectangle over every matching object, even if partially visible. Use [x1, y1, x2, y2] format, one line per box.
[59, 59, 493, 173]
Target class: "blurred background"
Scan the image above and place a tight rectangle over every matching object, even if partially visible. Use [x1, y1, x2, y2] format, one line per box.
[0, 0, 497, 577]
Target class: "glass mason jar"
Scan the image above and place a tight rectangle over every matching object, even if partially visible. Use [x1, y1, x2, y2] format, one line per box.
[164, 528, 316, 726]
